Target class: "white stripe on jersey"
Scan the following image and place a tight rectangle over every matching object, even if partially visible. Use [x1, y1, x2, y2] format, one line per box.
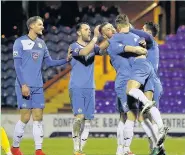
[21, 40, 35, 50]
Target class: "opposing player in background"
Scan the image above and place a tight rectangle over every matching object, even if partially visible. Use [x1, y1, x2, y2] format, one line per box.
[12, 16, 70, 155]
[68, 23, 102, 155]
[1, 127, 12, 155]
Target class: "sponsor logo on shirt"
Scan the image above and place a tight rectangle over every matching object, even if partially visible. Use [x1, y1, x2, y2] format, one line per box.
[13, 51, 18, 57]
[32, 52, 39, 60]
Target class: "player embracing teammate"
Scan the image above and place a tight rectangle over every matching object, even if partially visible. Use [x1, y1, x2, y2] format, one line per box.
[11, 15, 168, 155]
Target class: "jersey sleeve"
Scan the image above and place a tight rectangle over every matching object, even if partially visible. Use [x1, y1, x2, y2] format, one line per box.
[94, 44, 101, 55]
[14, 59, 26, 85]
[70, 43, 83, 56]
[13, 39, 23, 59]
[43, 41, 50, 58]
[107, 39, 126, 55]
[130, 28, 154, 47]
[13, 39, 26, 85]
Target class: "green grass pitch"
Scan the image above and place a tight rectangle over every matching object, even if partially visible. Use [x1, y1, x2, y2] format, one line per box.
[2, 138, 185, 155]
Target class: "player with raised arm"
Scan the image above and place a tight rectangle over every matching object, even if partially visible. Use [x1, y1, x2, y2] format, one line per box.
[68, 22, 147, 155]
[68, 23, 102, 155]
[98, 16, 167, 154]
[106, 15, 167, 155]
[104, 15, 168, 154]
[99, 21, 151, 155]
[11, 16, 70, 155]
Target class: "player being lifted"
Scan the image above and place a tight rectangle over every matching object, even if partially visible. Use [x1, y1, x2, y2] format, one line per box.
[103, 15, 167, 155]
[130, 22, 168, 154]
[12, 16, 70, 155]
[98, 15, 167, 155]
[99, 21, 152, 155]
[68, 22, 147, 155]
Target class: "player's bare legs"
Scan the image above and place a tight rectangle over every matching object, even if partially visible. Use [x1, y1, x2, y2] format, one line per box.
[126, 80, 155, 113]
[32, 109, 45, 155]
[11, 109, 31, 155]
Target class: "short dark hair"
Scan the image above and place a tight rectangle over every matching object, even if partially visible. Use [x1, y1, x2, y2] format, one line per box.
[76, 22, 90, 31]
[26, 16, 43, 30]
[115, 14, 129, 26]
[144, 22, 159, 37]
[99, 22, 109, 34]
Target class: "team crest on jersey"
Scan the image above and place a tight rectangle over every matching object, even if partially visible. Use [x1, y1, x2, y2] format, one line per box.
[74, 48, 80, 53]
[32, 52, 39, 60]
[13, 51, 18, 57]
[22, 103, 27, 108]
[38, 43, 42, 48]
[134, 38, 138, 42]
[78, 108, 82, 113]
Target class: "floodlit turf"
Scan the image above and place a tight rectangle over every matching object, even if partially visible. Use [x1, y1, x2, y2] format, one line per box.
[2, 138, 185, 155]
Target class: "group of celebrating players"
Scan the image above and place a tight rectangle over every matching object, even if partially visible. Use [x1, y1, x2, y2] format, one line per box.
[1, 13, 168, 155]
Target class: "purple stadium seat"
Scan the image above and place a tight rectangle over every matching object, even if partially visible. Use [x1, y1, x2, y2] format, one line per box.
[6, 96, 16, 106]
[52, 35, 60, 43]
[44, 33, 53, 42]
[176, 34, 185, 41]
[57, 41, 69, 51]
[62, 35, 73, 44]
[70, 32, 77, 41]
[96, 91, 105, 99]
[1, 45, 8, 53]
[59, 26, 73, 35]
[104, 81, 115, 90]
[177, 25, 185, 34]
[165, 34, 177, 43]
[88, 17, 97, 25]
[57, 32, 65, 41]
[49, 26, 60, 34]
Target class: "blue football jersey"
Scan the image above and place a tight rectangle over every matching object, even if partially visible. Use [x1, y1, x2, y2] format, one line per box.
[107, 32, 140, 89]
[13, 35, 49, 87]
[69, 42, 100, 89]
